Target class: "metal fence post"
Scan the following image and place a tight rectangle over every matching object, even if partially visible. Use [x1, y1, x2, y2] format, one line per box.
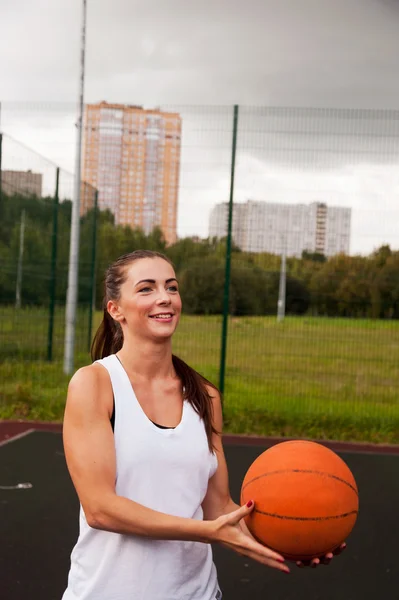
[47, 167, 60, 361]
[15, 209, 26, 309]
[219, 105, 239, 395]
[64, 0, 87, 374]
[0, 133, 3, 207]
[277, 251, 286, 322]
[87, 190, 98, 352]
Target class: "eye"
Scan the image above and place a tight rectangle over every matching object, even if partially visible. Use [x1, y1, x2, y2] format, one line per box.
[167, 285, 179, 292]
[139, 287, 152, 293]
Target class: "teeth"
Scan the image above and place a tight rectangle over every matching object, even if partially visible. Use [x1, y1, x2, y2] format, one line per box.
[151, 314, 172, 319]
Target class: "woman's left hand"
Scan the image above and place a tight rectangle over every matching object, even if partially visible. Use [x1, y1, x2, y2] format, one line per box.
[238, 512, 347, 569]
[236, 509, 346, 568]
[296, 542, 347, 568]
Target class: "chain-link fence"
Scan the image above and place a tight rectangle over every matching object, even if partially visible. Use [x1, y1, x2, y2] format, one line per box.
[0, 103, 398, 442]
[0, 131, 98, 363]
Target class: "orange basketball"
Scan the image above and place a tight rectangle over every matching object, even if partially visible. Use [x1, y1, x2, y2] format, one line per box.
[240, 440, 359, 561]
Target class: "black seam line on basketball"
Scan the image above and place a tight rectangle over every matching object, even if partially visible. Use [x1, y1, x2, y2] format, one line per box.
[253, 508, 358, 521]
[242, 469, 358, 496]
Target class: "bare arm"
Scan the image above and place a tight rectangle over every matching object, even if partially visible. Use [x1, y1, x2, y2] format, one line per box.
[201, 387, 289, 573]
[201, 388, 236, 521]
[63, 364, 213, 542]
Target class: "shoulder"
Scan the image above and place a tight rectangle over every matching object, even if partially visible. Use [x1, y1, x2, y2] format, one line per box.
[205, 383, 221, 402]
[68, 361, 111, 393]
[66, 362, 113, 418]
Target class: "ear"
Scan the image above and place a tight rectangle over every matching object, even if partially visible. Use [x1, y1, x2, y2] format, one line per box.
[107, 299, 124, 323]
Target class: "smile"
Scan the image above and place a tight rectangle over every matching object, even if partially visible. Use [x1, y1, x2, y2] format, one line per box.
[149, 313, 174, 320]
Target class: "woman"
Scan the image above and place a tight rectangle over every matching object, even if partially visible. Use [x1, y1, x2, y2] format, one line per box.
[62, 250, 341, 600]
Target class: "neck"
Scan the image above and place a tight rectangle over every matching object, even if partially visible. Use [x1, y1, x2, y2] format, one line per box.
[117, 336, 175, 380]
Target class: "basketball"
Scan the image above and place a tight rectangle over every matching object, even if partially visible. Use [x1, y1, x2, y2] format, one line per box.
[240, 440, 359, 561]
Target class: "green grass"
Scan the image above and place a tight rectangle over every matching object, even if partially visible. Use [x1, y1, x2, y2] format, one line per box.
[0, 306, 91, 361]
[1, 309, 398, 444]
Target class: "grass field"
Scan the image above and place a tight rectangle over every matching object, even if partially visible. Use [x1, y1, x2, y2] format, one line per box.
[1, 307, 398, 443]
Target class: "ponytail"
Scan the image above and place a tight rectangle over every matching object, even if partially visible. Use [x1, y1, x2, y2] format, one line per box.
[172, 354, 220, 452]
[91, 307, 123, 361]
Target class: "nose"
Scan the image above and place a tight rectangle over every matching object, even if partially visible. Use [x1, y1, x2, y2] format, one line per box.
[156, 287, 171, 305]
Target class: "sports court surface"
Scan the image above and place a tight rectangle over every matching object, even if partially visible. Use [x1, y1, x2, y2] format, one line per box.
[1, 422, 398, 600]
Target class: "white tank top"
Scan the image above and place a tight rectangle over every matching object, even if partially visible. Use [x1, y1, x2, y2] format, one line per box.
[62, 354, 222, 600]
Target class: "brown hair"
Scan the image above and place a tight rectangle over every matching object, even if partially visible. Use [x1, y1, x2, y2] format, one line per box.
[91, 250, 219, 450]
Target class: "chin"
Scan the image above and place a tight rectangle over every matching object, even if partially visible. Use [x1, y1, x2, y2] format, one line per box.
[149, 325, 178, 339]
[151, 332, 175, 343]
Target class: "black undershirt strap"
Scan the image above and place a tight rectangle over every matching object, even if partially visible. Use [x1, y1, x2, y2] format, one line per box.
[110, 396, 175, 431]
[110, 398, 115, 431]
[151, 421, 175, 430]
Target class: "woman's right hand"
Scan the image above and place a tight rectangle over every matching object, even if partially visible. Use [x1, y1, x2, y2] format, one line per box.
[211, 501, 290, 573]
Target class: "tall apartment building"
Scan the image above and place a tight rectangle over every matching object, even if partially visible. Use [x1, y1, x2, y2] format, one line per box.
[81, 102, 181, 245]
[209, 202, 247, 248]
[1, 170, 42, 197]
[209, 200, 351, 257]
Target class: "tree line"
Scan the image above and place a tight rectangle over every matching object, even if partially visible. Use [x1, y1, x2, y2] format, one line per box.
[1, 191, 399, 319]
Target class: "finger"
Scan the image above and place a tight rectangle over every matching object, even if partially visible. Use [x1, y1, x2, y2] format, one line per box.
[243, 548, 290, 573]
[227, 500, 255, 525]
[311, 558, 320, 568]
[326, 543, 346, 558]
[320, 552, 333, 565]
[296, 559, 313, 567]
[240, 536, 286, 564]
[239, 517, 258, 541]
[333, 542, 347, 555]
[222, 539, 288, 571]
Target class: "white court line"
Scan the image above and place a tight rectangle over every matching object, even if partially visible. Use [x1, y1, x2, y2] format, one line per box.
[0, 428, 35, 448]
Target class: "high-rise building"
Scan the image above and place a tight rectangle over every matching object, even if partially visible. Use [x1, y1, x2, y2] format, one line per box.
[209, 202, 247, 247]
[209, 200, 351, 257]
[1, 170, 42, 197]
[81, 102, 181, 245]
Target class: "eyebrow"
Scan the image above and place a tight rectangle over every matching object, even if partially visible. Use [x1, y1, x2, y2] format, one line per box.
[134, 278, 178, 287]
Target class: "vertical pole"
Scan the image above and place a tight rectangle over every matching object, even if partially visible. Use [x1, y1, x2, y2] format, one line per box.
[15, 209, 26, 309]
[64, 0, 87, 374]
[87, 190, 98, 352]
[0, 133, 3, 207]
[277, 249, 286, 322]
[47, 167, 60, 361]
[219, 105, 239, 394]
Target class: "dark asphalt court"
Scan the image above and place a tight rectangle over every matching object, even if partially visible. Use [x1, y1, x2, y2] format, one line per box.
[1, 431, 398, 600]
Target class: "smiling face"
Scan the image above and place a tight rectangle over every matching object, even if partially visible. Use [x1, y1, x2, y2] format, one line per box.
[107, 257, 182, 342]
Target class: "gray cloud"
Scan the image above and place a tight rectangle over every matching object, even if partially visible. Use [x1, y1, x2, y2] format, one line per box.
[1, 0, 399, 255]
[1, 0, 399, 106]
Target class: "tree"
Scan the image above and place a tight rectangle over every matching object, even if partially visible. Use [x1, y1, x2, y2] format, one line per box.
[371, 244, 392, 268]
[2, 190, 398, 320]
[229, 264, 275, 316]
[285, 276, 311, 315]
[335, 256, 373, 318]
[166, 237, 215, 271]
[302, 250, 327, 263]
[373, 253, 399, 318]
[309, 255, 350, 316]
[179, 257, 225, 314]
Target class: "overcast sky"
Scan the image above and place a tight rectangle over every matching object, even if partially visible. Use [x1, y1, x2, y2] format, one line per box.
[1, 0, 399, 253]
